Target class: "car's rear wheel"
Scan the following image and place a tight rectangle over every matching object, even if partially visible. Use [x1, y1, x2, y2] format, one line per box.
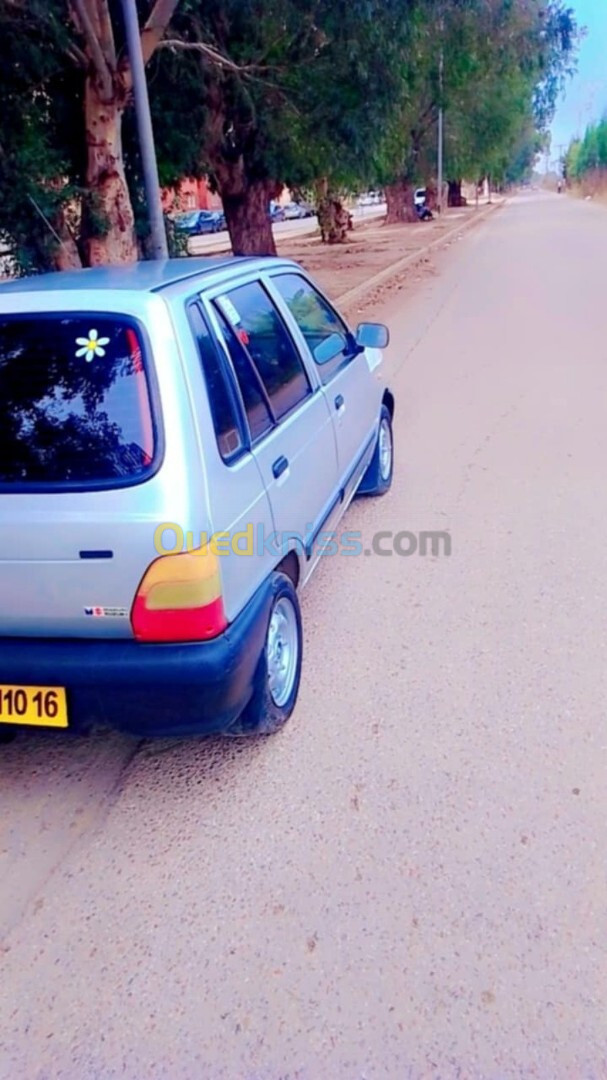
[358, 404, 394, 496]
[233, 572, 303, 736]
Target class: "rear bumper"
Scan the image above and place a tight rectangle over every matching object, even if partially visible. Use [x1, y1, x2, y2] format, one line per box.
[0, 580, 273, 737]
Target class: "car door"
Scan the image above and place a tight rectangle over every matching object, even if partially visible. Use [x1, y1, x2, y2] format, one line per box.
[184, 301, 277, 623]
[269, 271, 379, 502]
[206, 279, 340, 563]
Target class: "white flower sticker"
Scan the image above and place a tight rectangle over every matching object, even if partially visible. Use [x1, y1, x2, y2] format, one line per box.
[75, 328, 110, 362]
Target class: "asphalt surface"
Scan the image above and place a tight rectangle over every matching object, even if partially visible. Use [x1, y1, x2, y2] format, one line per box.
[1, 191, 606, 1079]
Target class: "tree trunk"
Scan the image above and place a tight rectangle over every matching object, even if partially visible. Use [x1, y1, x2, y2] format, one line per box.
[384, 180, 417, 224]
[222, 179, 277, 256]
[52, 208, 83, 270]
[82, 75, 137, 266]
[314, 176, 329, 204]
[447, 179, 466, 207]
[317, 196, 350, 243]
[425, 181, 438, 212]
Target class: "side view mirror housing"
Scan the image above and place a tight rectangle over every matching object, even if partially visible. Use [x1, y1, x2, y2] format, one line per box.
[355, 322, 390, 350]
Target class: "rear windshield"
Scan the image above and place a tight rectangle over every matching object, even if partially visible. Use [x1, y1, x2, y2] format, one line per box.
[0, 315, 156, 488]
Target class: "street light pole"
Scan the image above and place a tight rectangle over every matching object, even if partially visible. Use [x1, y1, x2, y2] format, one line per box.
[121, 0, 168, 259]
[437, 38, 444, 214]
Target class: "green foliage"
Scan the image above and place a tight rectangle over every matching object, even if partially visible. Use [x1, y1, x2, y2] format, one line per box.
[371, 0, 580, 193]
[504, 125, 546, 185]
[566, 116, 607, 182]
[0, 0, 581, 270]
[0, 0, 83, 272]
[141, 0, 416, 198]
[459, 0, 579, 183]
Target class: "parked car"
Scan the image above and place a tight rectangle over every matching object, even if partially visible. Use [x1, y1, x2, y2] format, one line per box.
[269, 203, 286, 223]
[283, 202, 315, 220]
[358, 191, 383, 206]
[175, 209, 225, 236]
[0, 257, 394, 739]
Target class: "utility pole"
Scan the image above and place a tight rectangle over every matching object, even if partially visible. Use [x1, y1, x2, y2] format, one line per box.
[437, 104, 444, 211]
[437, 12, 444, 215]
[121, 0, 168, 259]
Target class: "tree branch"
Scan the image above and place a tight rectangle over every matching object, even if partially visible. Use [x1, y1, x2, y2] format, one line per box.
[68, 0, 114, 101]
[66, 42, 89, 69]
[96, 0, 117, 68]
[86, 0, 102, 38]
[157, 38, 273, 75]
[141, 0, 181, 65]
[414, 99, 438, 138]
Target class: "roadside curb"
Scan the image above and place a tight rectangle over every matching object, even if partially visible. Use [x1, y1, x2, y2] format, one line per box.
[336, 199, 505, 310]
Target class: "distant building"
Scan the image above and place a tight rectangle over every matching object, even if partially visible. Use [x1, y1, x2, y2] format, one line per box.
[162, 178, 223, 214]
[161, 178, 292, 215]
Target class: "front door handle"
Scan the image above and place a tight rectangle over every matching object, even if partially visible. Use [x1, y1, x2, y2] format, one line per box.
[335, 394, 345, 411]
[272, 455, 289, 479]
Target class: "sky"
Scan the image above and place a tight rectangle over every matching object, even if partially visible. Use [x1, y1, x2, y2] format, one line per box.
[549, 0, 607, 163]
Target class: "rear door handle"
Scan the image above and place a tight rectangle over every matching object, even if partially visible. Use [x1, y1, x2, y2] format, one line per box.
[272, 455, 289, 479]
[335, 394, 345, 411]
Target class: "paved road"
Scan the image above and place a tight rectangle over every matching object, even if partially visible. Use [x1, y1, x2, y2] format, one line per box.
[187, 203, 386, 255]
[1, 192, 606, 1078]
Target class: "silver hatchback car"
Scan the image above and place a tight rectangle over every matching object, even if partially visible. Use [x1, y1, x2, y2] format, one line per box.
[0, 258, 394, 738]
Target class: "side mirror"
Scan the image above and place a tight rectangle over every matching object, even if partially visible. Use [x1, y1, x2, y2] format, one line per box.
[313, 332, 347, 365]
[355, 322, 390, 350]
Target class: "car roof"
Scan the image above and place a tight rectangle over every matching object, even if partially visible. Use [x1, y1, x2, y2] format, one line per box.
[0, 257, 288, 297]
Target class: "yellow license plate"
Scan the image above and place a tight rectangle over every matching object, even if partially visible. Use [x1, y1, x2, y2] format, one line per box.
[0, 685, 68, 728]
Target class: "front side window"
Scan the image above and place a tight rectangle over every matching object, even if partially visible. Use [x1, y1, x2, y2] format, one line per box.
[272, 273, 351, 378]
[0, 315, 156, 488]
[217, 280, 311, 420]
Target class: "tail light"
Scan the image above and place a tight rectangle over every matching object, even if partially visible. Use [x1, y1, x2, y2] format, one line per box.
[131, 545, 227, 643]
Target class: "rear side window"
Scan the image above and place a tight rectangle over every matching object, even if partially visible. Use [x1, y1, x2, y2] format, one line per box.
[188, 303, 244, 461]
[0, 315, 156, 488]
[214, 309, 273, 443]
[216, 281, 311, 419]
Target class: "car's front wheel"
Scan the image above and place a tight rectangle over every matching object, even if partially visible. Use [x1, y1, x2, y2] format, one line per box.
[358, 404, 394, 496]
[235, 572, 303, 735]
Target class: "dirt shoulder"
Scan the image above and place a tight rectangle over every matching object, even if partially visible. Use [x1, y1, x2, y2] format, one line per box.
[567, 182, 607, 209]
[276, 201, 500, 320]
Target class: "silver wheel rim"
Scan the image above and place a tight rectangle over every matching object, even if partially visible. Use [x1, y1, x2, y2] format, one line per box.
[379, 418, 392, 481]
[267, 597, 299, 708]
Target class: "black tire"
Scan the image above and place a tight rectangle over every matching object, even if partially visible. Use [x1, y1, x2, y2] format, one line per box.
[233, 572, 303, 736]
[358, 404, 394, 496]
